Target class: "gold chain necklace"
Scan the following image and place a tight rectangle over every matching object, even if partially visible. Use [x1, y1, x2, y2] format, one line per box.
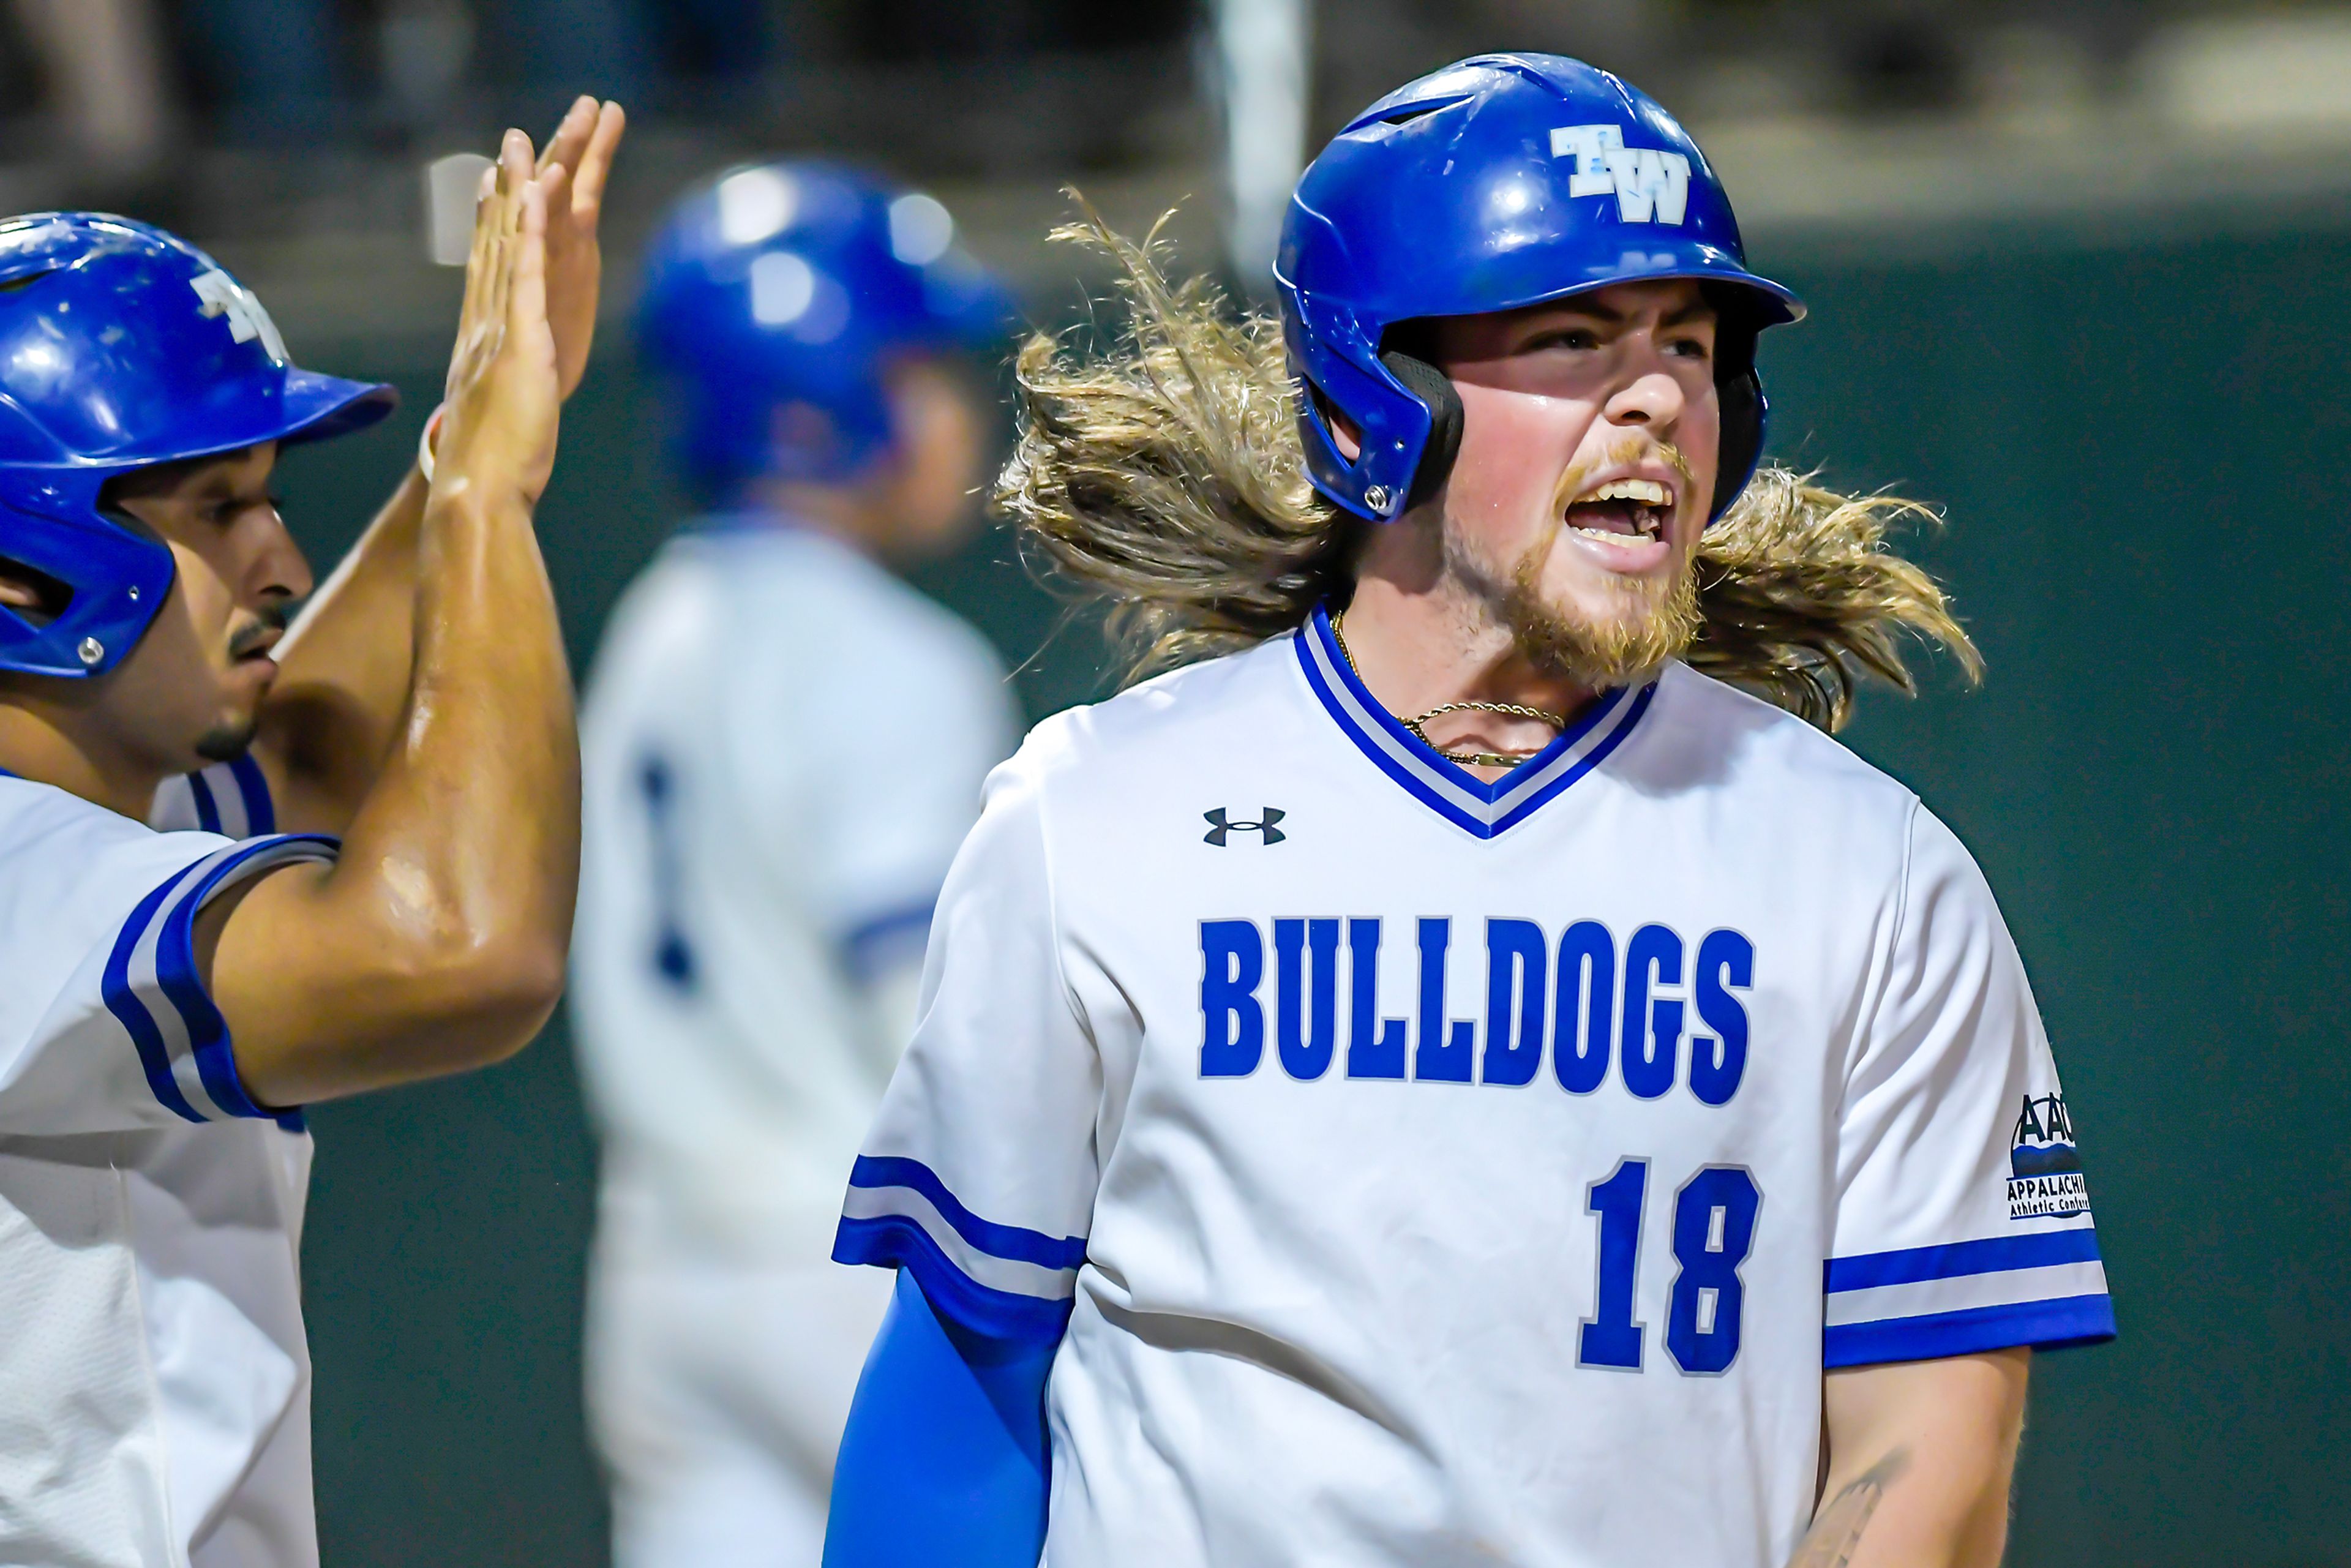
[1329, 610, 1569, 769]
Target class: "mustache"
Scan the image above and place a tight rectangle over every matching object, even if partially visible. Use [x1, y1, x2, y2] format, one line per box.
[226, 601, 293, 659]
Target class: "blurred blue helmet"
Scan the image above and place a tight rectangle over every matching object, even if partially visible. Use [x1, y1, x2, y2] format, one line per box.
[636, 160, 1014, 501]
[0, 213, 395, 678]
[1275, 53, 1804, 524]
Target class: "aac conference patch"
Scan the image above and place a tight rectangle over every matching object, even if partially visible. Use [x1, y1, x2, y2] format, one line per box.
[2007, 1092, 2091, 1221]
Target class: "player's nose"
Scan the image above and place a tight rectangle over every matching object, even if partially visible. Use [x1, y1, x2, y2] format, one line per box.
[1602, 363, 1687, 433]
[249, 506, 315, 604]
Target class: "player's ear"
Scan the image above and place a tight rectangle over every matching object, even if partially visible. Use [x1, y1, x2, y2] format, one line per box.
[1314, 391, 1363, 462]
[0, 556, 69, 620]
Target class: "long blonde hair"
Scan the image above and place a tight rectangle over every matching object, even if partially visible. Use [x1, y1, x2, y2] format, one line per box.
[996, 214, 1982, 732]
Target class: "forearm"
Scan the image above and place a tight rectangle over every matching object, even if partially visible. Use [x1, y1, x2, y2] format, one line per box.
[208, 480, 574, 1103]
[308, 482, 575, 1086]
[253, 465, 429, 833]
[1794, 1350, 2028, 1568]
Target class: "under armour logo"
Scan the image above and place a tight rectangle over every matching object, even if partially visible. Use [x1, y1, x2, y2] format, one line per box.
[189, 269, 289, 364]
[1203, 808, 1285, 846]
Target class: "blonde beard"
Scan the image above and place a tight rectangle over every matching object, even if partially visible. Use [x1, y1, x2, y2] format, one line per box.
[1447, 511, 1702, 691]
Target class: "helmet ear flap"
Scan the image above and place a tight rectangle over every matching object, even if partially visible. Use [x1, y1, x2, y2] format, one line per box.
[1711, 366, 1765, 521]
[1379, 350, 1463, 512]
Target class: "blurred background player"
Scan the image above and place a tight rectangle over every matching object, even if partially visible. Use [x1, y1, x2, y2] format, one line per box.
[0, 102, 621, 1567]
[569, 160, 1021, 1567]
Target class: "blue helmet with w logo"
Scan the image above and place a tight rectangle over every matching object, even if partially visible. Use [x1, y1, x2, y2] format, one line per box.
[1275, 54, 1803, 523]
[0, 213, 394, 678]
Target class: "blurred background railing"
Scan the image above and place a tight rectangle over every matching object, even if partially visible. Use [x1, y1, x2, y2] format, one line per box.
[12, 2, 2342, 1564]
[8, 1, 2351, 340]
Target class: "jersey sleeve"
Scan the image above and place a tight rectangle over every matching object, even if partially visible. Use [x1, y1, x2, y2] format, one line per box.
[771, 620, 1020, 983]
[832, 740, 1100, 1345]
[0, 812, 336, 1136]
[149, 752, 277, 838]
[1823, 804, 2115, 1369]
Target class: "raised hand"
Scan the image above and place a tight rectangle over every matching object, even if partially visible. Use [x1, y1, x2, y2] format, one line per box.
[434, 129, 562, 510]
[535, 95, 628, 402]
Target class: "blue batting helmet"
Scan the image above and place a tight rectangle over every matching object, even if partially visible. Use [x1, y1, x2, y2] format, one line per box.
[636, 161, 1013, 501]
[0, 213, 394, 678]
[1275, 53, 1804, 524]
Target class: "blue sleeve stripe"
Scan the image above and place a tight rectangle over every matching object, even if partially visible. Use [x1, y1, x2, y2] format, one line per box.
[1823, 1292, 2117, 1368]
[154, 835, 337, 1121]
[840, 899, 937, 981]
[186, 769, 223, 835]
[1825, 1228, 2102, 1294]
[834, 1213, 1076, 1346]
[228, 752, 275, 836]
[104, 872, 210, 1124]
[847, 1155, 1088, 1272]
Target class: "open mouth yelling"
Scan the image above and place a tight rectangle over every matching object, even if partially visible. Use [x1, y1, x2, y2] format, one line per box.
[1564, 478, 1674, 544]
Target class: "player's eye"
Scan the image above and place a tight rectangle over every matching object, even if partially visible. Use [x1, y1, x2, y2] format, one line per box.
[212, 495, 281, 525]
[1665, 334, 1712, 362]
[1524, 326, 1602, 353]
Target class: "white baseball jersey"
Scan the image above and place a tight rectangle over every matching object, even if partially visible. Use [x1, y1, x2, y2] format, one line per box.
[836, 606, 2114, 1568]
[1, 756, 334, 1568]
[573, 520, 1020, 1263]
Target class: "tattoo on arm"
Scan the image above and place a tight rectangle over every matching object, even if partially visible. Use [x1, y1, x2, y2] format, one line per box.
[1787, 1446, 1912, 1568]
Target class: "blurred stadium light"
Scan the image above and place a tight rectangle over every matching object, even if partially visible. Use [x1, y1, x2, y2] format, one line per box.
[1210, 0, 1311, 293]
[425, 151, 495, 266]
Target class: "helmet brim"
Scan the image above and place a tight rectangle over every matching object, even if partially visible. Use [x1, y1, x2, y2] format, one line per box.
[274, 369, 400, 448]
[137, 367, 399, 470]
[1463, 242, 1804, 332]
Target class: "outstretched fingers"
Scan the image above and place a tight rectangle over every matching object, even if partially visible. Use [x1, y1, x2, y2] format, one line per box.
[484, 131, 535, 345]
[509, 178, 550, 340]
[539, 96, 598, 184]
[569, 102, 626, 220]
[456, 162, 498, 351]
[537, 162, 572, 219]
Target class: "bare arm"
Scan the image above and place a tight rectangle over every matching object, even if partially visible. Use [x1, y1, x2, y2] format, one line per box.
[253, 97, 624, 836]
[196, 132, 577, 1105]
[1790, 1349, 2030, 1568]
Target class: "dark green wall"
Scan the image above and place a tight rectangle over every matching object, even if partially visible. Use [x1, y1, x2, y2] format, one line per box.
[274, 207, 2350, 1566]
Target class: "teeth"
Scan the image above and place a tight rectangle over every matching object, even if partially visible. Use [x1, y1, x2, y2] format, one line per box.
[1580, 478, 1673, 507]
[1573, 519, 1660, 544]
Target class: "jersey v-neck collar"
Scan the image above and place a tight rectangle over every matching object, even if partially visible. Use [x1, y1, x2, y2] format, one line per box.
[1291, 605, 1658, 840]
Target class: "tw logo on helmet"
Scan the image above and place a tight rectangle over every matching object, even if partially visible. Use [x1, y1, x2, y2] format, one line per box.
[1550, 126, 1692, 226]
[190, 268, 289, 364]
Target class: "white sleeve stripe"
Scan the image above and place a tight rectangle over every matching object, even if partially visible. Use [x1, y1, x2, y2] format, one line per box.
[839, 1182, 1081, 1302]
[212, 768, 251, 839]
[1824, 1258, 2109, 1328]
[226, 753, 272, 835]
